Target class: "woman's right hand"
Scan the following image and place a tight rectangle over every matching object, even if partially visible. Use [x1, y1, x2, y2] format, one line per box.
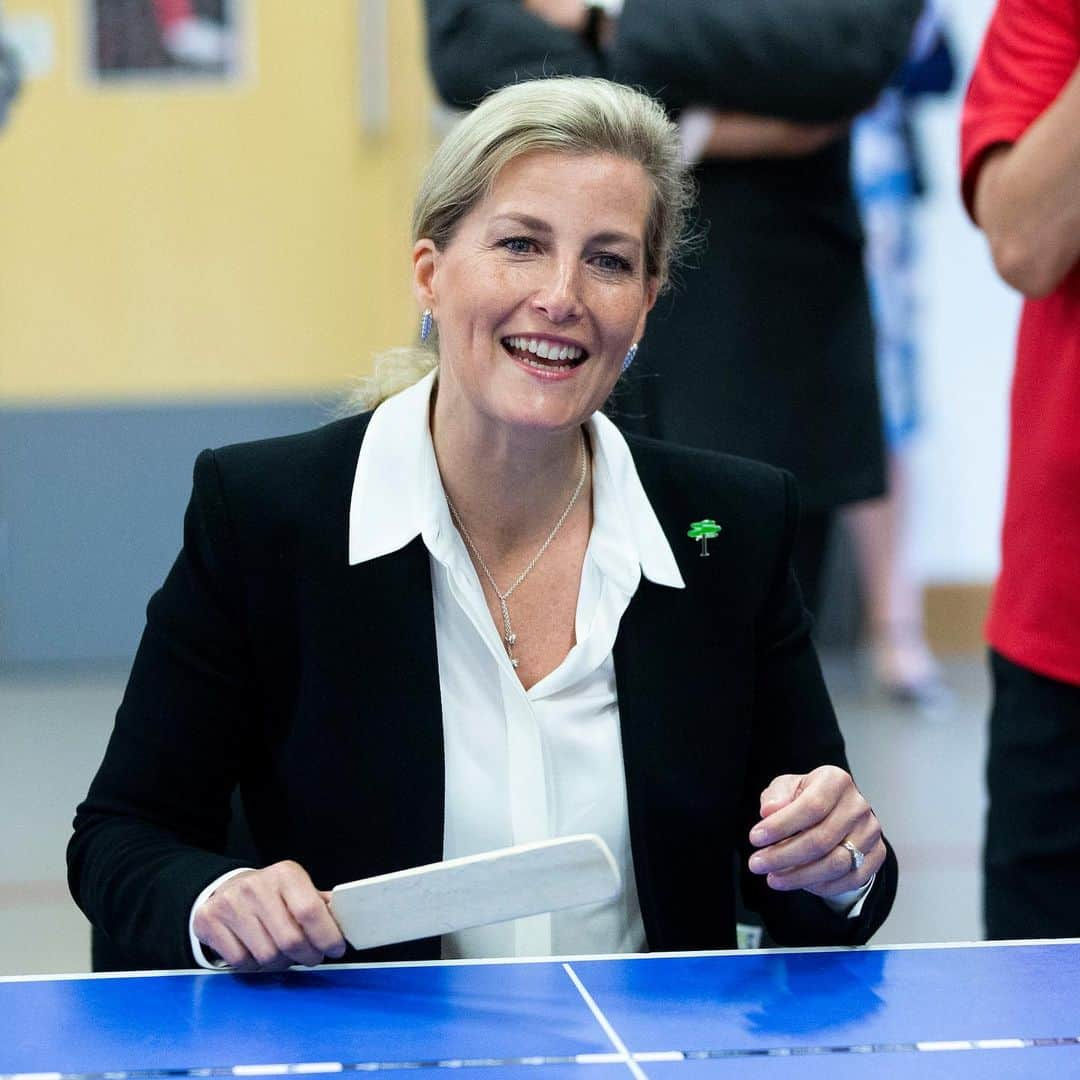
[192, 860, 347, 971]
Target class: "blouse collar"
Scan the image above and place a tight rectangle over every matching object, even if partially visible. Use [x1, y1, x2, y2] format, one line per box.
[347, 368, 684, 592]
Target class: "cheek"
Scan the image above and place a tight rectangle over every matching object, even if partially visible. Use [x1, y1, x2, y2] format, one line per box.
[604, 291, 650, 341]
[457, 266, 529, 331]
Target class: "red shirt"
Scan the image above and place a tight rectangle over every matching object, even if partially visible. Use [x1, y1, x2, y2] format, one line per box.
[961, 0, 1080, 686]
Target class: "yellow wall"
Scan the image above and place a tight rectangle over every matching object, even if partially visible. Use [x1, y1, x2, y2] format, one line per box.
[0, 0, 433, 403]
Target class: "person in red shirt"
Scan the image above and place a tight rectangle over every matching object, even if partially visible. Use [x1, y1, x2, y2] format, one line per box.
[961, 0, 1080, 938]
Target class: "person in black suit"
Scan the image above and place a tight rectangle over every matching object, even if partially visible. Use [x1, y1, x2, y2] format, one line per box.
[425, 0, 922, 614]
[69, 77, 896, 973]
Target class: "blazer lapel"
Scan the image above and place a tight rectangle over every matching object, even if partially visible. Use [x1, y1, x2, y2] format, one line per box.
[338, 537, 446, 875]
[319, 536, 444, 960]
[613, 442, 745, 950]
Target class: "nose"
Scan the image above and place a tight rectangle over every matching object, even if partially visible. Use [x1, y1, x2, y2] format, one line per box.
[532, 257, 583, 324]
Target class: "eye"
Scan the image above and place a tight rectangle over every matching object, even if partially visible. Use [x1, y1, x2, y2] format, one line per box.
[592, 252, 634, 274]
[498, 236, 540, 255]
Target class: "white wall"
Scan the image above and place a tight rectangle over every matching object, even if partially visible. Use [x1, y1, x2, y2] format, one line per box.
[908, 0, 1021, 583]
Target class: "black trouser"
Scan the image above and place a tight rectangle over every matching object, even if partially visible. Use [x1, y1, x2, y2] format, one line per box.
[985, 649, 1080, 939]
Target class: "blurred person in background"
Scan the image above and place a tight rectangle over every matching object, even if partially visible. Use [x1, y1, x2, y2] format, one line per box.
[425, 0, 922, 616]
[846, 2, 955, 705]
[962, 0, 1080, 938]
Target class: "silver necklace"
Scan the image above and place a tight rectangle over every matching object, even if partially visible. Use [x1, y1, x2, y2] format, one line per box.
[446, 431, 588, 671]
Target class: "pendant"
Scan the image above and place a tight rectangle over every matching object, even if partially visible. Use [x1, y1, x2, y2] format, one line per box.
[500, 599, 520, 670]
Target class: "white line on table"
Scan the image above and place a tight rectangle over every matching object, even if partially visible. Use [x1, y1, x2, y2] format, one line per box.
[4, 938, 1080, 983]
[3, 1033, 1078, 1079]
[562, 963, 649, 1080]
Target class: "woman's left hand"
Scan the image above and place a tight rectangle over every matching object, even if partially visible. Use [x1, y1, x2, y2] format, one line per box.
[746, 765, 884, 898]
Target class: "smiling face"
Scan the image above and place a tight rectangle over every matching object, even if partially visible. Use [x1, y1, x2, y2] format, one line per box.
[415, 150, 659, 442]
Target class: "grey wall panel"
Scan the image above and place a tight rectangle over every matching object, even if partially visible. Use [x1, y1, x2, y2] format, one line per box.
[0, 400, 329, 666]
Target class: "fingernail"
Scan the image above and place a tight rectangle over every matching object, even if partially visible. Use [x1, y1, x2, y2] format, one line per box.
[750, 826, 767, 845]
[749, 854, 764, 873]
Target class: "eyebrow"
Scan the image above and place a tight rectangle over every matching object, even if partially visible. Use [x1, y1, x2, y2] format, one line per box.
[490, 213, 641, 249]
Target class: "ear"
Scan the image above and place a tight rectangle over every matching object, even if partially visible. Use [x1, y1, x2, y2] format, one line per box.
[633, 276, 660, 342]
[412, 238, 439, 310]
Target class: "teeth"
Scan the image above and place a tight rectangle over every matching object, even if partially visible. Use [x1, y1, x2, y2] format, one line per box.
[505, 336, 584, 362]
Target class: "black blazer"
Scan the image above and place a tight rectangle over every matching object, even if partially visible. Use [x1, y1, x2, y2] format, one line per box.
[68, 413, 897, 971]
[425, 0, 922, 510]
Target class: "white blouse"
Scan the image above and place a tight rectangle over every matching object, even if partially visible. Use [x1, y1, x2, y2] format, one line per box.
[347, 371, 685, 958]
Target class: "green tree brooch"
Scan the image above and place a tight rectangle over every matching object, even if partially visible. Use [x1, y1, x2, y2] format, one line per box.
[687, 518, 722, 557]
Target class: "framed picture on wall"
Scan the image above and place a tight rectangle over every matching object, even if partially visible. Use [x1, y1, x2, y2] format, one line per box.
[86, 0, 245, 83]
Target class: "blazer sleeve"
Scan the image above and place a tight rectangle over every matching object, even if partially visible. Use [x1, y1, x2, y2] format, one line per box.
[425, 0, 606, 107]
[612, 0, 923, 122]
[736, 470, 898, 946]
[67, 450, 255, 970]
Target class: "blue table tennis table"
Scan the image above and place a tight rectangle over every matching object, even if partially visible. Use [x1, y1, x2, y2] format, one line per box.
[2, 941, 1079, 1078]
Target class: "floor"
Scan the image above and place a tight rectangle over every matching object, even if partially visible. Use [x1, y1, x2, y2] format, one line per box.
[0, 653, 989, 976]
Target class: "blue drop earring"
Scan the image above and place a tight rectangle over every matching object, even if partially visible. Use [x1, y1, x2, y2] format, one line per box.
[420, 309, 433, 344]
[621, 343, 639, 373]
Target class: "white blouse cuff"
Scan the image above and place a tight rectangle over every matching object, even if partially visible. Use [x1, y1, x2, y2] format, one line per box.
[821, 872, 876, 919]
[188, 866, 254, 969]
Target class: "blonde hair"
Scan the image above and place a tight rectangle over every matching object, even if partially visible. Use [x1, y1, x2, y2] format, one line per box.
[346, 77, 692, 413]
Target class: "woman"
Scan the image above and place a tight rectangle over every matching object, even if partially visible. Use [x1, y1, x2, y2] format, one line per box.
[68, 77, 896, 973]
